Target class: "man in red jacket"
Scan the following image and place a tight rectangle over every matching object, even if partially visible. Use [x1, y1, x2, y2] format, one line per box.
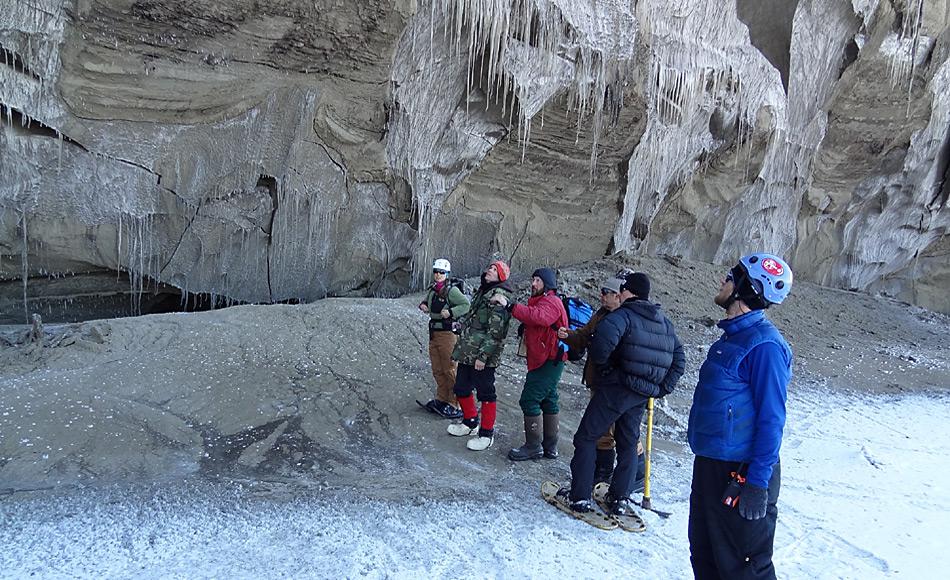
[491, 267, 568, 461]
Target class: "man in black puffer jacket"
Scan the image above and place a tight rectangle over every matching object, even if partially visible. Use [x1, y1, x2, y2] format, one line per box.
[563, 272, 686, 515]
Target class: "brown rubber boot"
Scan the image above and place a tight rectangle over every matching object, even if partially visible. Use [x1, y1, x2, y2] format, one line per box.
[508, 415, 543, 461]
[542, 413, 559, 459]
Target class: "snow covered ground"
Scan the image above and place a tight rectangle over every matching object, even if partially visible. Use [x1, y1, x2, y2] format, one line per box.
[2, 387, 947, 579]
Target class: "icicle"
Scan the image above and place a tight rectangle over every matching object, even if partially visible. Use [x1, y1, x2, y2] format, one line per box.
[56, 130, 63, 172]
[116, 213, 123, 281]
[429, 0, 436, 62]
[20, 208, 29, 324]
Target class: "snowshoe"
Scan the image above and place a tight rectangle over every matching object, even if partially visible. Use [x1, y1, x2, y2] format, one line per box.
[540, 481, 617, 531]
[592, 482, 646, 532]
[435, 402, 463, 420]
[417, 399, 462, 419]
[416, 399, 438, 414]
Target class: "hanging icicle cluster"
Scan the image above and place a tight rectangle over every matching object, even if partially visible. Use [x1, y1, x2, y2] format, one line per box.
[611, 0, 789, 254]
[434, 0, 639, 170]
[887, 0, 927, 92]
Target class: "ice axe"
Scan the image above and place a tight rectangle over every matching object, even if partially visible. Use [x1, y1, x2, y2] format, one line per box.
[641, 397, 672, 519]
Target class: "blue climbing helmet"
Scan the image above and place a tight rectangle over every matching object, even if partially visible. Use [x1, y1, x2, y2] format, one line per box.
[737, 253, 793, 305]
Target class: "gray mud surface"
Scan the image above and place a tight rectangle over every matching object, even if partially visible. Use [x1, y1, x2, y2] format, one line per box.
[1, 256, 947, 497]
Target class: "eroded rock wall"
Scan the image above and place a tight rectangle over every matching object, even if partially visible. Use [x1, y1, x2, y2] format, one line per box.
[1, 0, 948, 317]
[1, 0, 418, 315]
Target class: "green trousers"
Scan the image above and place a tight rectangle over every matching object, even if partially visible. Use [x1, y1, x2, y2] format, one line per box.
[519, 359, 564, 416]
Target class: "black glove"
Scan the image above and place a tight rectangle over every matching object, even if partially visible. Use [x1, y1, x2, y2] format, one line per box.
[738, 484, 768, 520]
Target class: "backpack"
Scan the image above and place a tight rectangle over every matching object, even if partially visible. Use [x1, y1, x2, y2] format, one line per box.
[557, 294, 594, 361]
[449, 276, 465, 295]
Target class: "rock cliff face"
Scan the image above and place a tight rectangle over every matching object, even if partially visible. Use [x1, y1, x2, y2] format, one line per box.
[2, 0, 948, 318]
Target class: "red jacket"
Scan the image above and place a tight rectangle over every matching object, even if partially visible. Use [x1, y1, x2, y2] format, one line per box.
[512, 291, 568, 371]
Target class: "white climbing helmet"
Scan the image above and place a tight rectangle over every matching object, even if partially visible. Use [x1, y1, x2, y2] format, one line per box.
[432, 258, 452, 273]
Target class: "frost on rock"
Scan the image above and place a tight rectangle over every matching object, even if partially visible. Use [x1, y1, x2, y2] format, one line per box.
[611, 0, 787, 254]
[713, 0, 863, 262]
[831, 58, 950, 299]
[2, 0, 949, 313]
[610, 0, 867, 263]
[0, 0, 67, 123]
[884, 0, 928, 92]
[387, 1, 506, 286]
[388, 0, 638, 286]
[1, 0, 416, 313]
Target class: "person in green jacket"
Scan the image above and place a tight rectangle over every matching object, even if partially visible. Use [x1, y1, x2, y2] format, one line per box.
[418, 258, 471, 419]
[447, 260, 514, 451]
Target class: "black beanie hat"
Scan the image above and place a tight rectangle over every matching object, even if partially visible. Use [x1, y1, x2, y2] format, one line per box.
[621, 272, 651, 300]
[532, 268, 558, 291]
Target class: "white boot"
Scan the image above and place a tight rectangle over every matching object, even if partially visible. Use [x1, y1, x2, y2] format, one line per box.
[466, 435, 494, 451]
[447, 422, 478, 437]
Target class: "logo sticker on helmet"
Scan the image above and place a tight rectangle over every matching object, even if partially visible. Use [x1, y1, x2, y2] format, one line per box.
[762, 258, 784, 276]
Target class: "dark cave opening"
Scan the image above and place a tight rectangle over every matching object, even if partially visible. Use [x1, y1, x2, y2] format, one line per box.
[0, 271, 250, 326]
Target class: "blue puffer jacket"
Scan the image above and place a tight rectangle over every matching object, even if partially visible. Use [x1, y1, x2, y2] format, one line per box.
[589, 299, 685, 398]
[687, 310, 792, 488]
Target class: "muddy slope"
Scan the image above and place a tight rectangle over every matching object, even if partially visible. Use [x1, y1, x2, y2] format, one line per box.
[1, 256, 947, 494]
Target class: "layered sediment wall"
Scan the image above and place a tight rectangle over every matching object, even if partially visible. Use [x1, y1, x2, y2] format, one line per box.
[1, 1, 947, 317]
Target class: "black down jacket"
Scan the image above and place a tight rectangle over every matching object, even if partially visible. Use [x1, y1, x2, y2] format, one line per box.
[588, 298, 686, 398]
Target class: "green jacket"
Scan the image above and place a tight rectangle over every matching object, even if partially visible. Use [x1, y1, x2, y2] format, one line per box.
[452, 280, 514, 367]
[421, 282, 470, 332]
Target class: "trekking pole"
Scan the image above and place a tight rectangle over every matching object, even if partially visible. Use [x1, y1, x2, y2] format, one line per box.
[642, 397, 655, 510]
[640, 396, 672, 518]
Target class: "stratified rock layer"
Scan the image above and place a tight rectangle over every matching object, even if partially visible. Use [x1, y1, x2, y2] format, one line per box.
[1, 0, 948, 317]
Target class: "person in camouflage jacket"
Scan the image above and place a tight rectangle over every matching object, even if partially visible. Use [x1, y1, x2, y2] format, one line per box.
[447, 260, 514, 451]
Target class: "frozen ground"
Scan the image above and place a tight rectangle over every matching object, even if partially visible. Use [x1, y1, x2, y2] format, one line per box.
[2, 387, 947, 579]
[1, 257, 948, 579]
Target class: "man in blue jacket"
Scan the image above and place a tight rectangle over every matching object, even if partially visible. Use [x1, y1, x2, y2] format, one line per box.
[687, 253, 794, 580]
[560, 272, 685, 515]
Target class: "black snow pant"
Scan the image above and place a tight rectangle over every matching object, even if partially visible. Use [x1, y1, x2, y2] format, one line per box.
[453, 364, 497, 402]
[688, 456, 781, 580]
[570, 385, 646, 501]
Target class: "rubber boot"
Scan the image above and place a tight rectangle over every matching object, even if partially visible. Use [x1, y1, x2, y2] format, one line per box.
[508, 415, 543, 461]
[593, 448, 616, 485]
[541, 413, 559, 459]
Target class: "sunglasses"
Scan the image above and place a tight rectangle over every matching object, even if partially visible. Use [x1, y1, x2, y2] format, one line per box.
[433, 269, 448, 275]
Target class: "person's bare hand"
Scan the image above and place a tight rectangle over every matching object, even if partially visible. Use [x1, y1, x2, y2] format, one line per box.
[474, 359, 486, 371]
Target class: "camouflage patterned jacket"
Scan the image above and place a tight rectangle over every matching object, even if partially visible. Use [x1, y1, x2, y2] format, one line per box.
[452, 280, 514, 367]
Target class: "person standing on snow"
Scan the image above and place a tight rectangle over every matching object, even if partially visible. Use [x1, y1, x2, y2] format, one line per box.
[687, 253, 793, 580]
[489, 267, 568, 461]
[559, 272, 685, 516]
[418, 258, 471, 419]
[557, 273, 647, 489]
[447, 260, 514, 451]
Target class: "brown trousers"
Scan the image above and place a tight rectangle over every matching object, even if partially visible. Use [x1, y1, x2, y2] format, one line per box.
[429, 330, 459, 407]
